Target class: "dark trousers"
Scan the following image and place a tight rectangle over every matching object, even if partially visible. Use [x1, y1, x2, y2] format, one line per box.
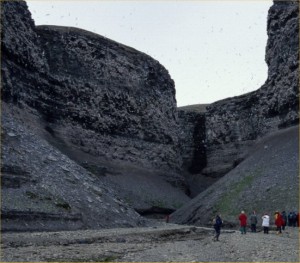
[251, 224, 256, 232]
[276, 226, 282, 233]
[214, 226, 221, 240]
[240, 226, 246, 234]
[263, 227, 269, 234]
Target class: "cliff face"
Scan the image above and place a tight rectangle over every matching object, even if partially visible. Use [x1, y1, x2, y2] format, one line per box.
[1, 0, 189, 231]
[34, 26, 182, 176]
[172, 0, 299, 224]
[179, 0, 299, 192]
[171, 125, 299, 226]
[1, 1, 47, 74]
[2, 20, 183, 177]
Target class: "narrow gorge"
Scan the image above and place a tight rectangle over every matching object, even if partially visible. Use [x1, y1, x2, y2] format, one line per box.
[1, 0, 298, 232]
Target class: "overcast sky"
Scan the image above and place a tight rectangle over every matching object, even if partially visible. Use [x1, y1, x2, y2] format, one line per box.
[27, 0, 273, 107]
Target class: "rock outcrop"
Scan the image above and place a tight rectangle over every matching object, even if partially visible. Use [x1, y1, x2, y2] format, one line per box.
[35, 25, 183, 176]
[179, 0, 299, 196]
[171, 125, 299, 226]
[172, 0, 299, 224]
[1, 0, 189, 231]
[1, 103, 146, 231]
[2, 3, 183, 179]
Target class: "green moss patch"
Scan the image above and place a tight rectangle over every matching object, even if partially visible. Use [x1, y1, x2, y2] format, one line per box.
[214, 168, 263, 215]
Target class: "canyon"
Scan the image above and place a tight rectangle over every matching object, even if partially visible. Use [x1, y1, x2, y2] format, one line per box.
[1, 0, 298, 233]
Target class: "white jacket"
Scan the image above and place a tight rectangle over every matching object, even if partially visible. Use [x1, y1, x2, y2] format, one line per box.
[262, 215, 270, 227]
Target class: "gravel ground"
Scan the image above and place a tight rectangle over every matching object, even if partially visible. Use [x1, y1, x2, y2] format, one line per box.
[1, 223, 299, 262]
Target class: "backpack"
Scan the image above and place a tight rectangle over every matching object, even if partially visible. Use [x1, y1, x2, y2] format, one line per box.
[215, 217, 222, 226]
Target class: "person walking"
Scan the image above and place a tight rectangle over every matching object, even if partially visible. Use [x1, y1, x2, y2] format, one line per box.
[281, 211, 287, 230]
[291, 211, 297, 227]
[239, 211, 247, 234]
[275, 211, 283, 234]
[250, 211, 258, 232]
[213, 214, 223, 241]
[288, 211, 294, 226]
[262, 213, 270, 234]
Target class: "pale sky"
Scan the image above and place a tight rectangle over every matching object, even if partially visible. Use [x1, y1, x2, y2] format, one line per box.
[27, 0, 273, 107]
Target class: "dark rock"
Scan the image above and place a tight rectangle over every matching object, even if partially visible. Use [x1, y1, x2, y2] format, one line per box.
[1, 1, 185, 180]
[178, 0, 298, 195]
[135, 206, 175, 218]
[1, 210, 83, 232]
[1, 0, 190, 231]
[1, 104, 145, 231]
[177, 108, 207, 174]
[115, 238, 127, 243]
[171, 125, 299, 226]
[1, 0, 298, 231]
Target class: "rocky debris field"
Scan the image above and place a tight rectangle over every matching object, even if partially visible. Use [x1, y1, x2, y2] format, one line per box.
[1, 222, 299, 262]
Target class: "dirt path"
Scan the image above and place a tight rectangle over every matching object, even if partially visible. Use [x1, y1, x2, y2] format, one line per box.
[1, 223, 299, 262]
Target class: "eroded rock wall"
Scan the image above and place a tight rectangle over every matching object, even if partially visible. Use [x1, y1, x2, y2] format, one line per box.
[1, 0, 188, 230]
[171, 125, 299, 226]
[1, 0, 185, 179]
[33, 25, 182, 179]
[180, 0, 299, 186]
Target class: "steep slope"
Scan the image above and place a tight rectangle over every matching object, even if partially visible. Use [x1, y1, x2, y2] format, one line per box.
[1, 0, 189, 231]
[1, 103, 145, 231]
[170, 125, 299, 226]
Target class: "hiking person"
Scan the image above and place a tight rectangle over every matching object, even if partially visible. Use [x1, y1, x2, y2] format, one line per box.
[275, 211, 283, 234]
[262, 213, 270, 234]
[291, 211, 297, 227]
[281, 211, 287, 230]
[250, 211, 258, 232]
[213, 214, 223, 241]
[288, 211, 294, 226]
[239, 211, 247, 234]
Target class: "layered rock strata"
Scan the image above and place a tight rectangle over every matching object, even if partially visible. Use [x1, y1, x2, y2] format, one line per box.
[2, 2, 183, 178]
[1, 0, 189, 230]
[172, 0, 299, 223]
[179, 0, 299, 193]
[1, 103, 145, 231]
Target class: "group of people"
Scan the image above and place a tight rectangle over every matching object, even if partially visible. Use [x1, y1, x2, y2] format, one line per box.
[212, 210, 300, 241]
[238, 210, 300, 235]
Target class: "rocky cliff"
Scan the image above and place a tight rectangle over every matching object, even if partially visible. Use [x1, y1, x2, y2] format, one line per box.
[1, 0, 298, 231]
[179, 0, 299, 196]
[172, 0, 299, 224]
[1, 0, 190, 231]
[35, 25, 183, 176]
[171, 125, 299, 226]
[2, 5, 183, 178]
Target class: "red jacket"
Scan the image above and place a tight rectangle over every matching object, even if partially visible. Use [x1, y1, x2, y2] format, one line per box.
[239, 213, 247, 226]
[275, 213, 283, 227]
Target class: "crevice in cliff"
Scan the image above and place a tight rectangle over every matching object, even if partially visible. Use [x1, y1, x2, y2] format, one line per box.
[189, 114, 207, 174]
